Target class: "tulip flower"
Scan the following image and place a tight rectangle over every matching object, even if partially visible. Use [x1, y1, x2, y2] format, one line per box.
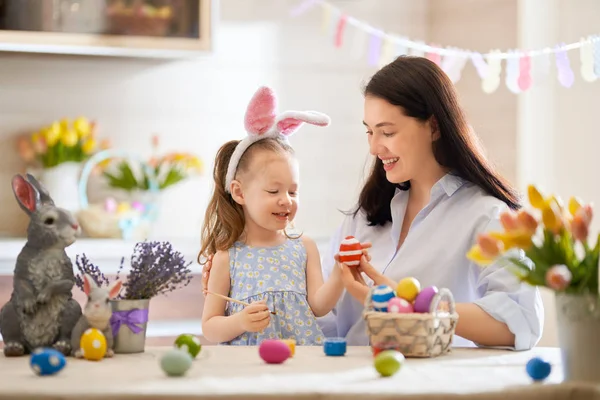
[545, 265, 572, 291]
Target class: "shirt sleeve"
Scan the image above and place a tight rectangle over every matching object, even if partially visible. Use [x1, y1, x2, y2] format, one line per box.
[470, 209, 545, 351]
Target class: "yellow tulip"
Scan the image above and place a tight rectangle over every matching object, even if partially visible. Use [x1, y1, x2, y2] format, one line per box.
[466, 245, 496, 266]
[527, 185, 546, 209]
[61, 129, 79, 147]
[82, 138, 96, 154]
[74, 117, 91, 139]
[59, 118, 70, 132]
[31, 132, 41, 144]
[541, 203, 563, 233]
[489, 231, 533, 250]
[44, 126, 60, 147]
[568, 197, 583, 216]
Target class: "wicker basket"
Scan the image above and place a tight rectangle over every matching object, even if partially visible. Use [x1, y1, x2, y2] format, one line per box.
[363, 287, 459, 358]
[76, 149, 160, 240]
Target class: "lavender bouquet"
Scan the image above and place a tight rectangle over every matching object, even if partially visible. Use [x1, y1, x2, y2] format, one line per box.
[75, 240, 193, 300]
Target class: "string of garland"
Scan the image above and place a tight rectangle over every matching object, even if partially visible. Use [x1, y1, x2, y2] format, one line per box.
[289, 0, 600, 93]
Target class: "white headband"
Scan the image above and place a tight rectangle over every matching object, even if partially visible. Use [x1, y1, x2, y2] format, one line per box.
[225, 86, 331, 193]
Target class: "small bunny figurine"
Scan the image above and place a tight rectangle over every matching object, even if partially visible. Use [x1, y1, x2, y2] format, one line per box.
[0, 174, 83, 357]
[71, 274, 123, 358]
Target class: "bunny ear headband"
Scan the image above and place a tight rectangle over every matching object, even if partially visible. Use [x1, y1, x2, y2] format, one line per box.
[225, 86, 331, 193]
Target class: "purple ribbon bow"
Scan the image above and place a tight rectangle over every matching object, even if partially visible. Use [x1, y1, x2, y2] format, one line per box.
[110, 308, 149, 337]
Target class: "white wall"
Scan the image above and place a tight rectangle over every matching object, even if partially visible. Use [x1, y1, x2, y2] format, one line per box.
[517, 0, 600, 347]
[0, 0, 429, 242]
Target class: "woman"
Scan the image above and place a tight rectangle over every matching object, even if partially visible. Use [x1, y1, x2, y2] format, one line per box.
[203, 56, 544, 350]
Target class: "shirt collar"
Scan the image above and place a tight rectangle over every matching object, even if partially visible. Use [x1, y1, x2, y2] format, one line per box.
[393, 172, 466, 200]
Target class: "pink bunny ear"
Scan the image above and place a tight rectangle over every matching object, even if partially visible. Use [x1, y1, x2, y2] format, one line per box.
[244, 86, 277, 135]
[108, 280, 123, 299]
[276, 111, 331, 136]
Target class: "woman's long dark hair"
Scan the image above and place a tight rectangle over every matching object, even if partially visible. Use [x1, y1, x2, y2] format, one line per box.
[355, 56, 520, 226]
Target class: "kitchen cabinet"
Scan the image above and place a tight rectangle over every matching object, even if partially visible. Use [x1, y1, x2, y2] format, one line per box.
[0, 0, 216, 58]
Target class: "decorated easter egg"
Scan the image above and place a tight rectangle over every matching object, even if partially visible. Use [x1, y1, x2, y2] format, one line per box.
[526, 357, 552, 381]
[160, 348, 193, 377]
[104, 197, 117, 213]
[374, 350, 405, 377]
[396, 277, 421, 302]
[323, 337, 347, 357]
[387, 297, 414, 313]
[281, 339, 296, 357]
[174, 334, 202, 359]
[413, 286, 439, 313]
[131, 201, 145, 213]
[371, 285, 396, 312]
[116, 202, 131, 214]
[30, 348, 66, 376]
[338, 236, 362, 267]
[259, 339, 291, 364]
[80, 328, 107, 361]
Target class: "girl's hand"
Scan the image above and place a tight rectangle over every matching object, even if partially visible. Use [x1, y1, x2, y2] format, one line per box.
[237, 300, 271, 333]
[201, 255, 213, 295]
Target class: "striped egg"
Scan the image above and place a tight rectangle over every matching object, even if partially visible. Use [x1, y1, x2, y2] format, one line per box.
[371, 285, 396, 312]
[339, 236, 362, 267]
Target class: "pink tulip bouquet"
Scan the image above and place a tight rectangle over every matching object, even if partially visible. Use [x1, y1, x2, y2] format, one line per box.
[467, 185, 598, 295]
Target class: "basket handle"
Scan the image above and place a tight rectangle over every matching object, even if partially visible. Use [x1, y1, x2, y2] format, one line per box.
[429, 288, 456, 315]
[77, 149, 161, 239]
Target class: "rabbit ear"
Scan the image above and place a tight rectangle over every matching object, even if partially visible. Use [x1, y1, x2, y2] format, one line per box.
[83, 274, 98, 296]
[25, 173, 54, 206]
[244, 86, 277, 135]
[275, 110, 331, 136]
[108, 280, 123, 299]
[11, 175, 39, 215]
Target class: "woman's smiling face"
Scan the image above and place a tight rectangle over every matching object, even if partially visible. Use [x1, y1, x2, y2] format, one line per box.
[363, 95, 437, 185]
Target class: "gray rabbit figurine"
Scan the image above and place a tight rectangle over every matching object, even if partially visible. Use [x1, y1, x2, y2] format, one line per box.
[71, 274, 122, 358]
[0, 173, 83, 357]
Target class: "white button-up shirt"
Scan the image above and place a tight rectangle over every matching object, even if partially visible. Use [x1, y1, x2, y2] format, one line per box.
[318, 173, 544, 350]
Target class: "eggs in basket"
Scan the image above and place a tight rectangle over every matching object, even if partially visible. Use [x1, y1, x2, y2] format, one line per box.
[363, 277, 459, 358]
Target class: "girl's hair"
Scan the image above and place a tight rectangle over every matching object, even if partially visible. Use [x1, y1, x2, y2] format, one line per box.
[354, 56, 521, 227]
[198, 137, 295, 264]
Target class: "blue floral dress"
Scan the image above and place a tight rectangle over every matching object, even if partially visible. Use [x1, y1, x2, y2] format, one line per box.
[223, 238, 325, 346]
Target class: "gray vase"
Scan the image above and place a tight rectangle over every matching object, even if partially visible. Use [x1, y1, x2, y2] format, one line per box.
[110, 299, 150, 354]
[555, 293, 600, 383]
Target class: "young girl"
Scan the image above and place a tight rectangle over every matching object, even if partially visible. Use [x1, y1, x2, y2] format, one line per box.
[199, 86, 344, 346]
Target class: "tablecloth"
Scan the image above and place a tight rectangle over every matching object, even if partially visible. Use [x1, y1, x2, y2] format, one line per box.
[1, 345, 598, 399]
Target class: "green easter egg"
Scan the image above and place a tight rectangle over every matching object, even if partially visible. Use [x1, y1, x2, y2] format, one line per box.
[174, 334, 202, 359]
[374, 350, 404, 377]
[160, 348, 193, 377]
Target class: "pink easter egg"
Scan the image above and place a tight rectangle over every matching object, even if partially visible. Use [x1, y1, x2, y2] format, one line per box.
[413, 286, 439, 313]
[131, 201, 145, 213]
[387, 297, 413, 313]
[104, 197, 117, 213]
[259, 339, 291, 364]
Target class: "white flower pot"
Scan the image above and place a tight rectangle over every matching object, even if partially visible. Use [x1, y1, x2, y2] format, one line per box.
[555, 293, 600, 383]
[38, 162, 82, 212]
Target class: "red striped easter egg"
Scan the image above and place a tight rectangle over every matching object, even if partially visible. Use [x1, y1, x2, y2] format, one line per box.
[339, 236, 362, 267]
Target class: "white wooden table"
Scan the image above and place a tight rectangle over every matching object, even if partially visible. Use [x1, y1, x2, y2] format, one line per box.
[0, 345, 597, 399]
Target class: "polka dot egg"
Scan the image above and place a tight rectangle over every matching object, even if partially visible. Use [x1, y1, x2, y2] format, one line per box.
[387, 297, 414, 313]
[371, 285, 396, 312]
[30, 348, 66, 376]
[80, 328, 107, 361]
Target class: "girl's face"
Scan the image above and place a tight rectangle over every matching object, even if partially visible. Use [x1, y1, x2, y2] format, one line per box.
[231, 150, 299, 234]
[363, 95, 437, 185]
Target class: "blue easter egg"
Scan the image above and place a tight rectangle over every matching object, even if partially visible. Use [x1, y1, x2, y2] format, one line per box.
[30, 348, 66, 376]
[371, 285, 396, 312]
[526, 357, 551, 381]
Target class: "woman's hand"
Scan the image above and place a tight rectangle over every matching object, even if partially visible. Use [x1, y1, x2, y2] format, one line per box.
[201, 254, 213, 296]
[339, 253, 397, 304]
